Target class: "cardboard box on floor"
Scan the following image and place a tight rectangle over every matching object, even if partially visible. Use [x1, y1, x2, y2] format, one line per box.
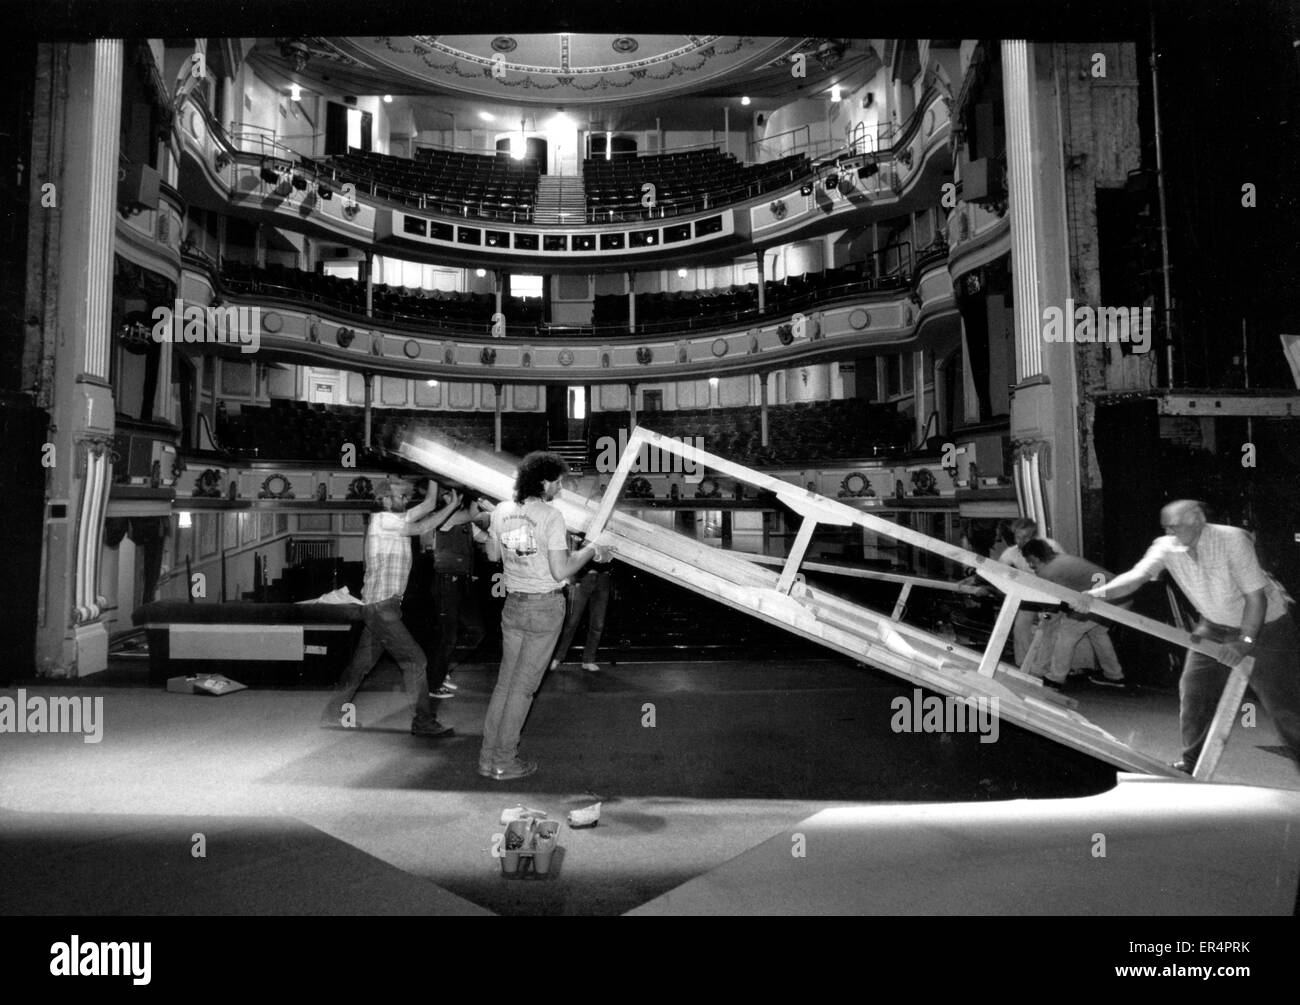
[166, 674, 248, 696]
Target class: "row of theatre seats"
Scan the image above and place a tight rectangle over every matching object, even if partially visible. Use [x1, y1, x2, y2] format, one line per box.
[221, 261, 544, 331]
[311, 147, 540, 220]
[216, 399, 547, 462]
[593, 399, 914, 466]
[591, 262, 906, 332]
[583, 149, 811, 219]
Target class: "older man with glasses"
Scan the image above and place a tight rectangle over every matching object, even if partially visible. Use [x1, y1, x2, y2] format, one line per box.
[1087, 499, 1299, 773]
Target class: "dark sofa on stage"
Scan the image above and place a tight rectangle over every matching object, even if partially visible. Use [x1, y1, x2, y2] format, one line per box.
[132, 602, 365, 686]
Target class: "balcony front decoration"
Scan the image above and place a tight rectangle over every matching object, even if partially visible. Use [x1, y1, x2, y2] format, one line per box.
[769, 198, 788, 220]
[346, 476, 374, 501]
[910, 468, 939, 497]
[748, 330, 760, 354]
[371, 334, 384, 356]
[337, 327, 354, 348]
[694, 476, 722, 499]
[636, 346, 653, 365]
[838, 472, 876, 498]
[403, 339, 421, 359]
[627, 476, 654, 499]
[192, 468, 223, 498]
[777, 323, 794, 346]
[259, 473, 295, 500]
[480, 347, 497, 366]
[307, 323, 320, 343]
[711, 339, 729, 358]
[558, 349, 574, 367]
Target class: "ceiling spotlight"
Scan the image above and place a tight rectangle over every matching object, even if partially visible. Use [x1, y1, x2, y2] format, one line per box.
[479, 111, 495, 122]
[708, 377, 719, 388]
[824, 173, 840, 191]
[830, 84, 843, 102]
[382, 94, 393, 103]
[475, 268, 487, 277]
[290, 83, 302, 102]
[677, 268, 688, 278]
[426, 379, 438, 387]
[741, 96, 751, 106]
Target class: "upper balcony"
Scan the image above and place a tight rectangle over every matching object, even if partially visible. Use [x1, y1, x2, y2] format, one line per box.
[177, 88, 953, 272]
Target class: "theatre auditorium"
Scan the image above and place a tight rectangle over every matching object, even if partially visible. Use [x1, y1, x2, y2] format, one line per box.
[3, 8, 1300, 918]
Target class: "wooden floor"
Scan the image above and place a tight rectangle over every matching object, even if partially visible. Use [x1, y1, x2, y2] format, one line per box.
[2, 658, 1298, 916]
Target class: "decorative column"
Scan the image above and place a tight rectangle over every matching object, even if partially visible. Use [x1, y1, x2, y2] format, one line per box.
[364, 251, 374, 317]
[1003, 39, 1043, 383]
[913, 350, 928, 447]
[755, 250, 766, 312]
[494, 270, 504, 316]
[493, 382, 503, 452]
[627, 383, 638, 431]
[759, 372, 770, 447]
[627, 270, 636, 333]
[34, 39, 124, 677]
[362, 372, 373, 448]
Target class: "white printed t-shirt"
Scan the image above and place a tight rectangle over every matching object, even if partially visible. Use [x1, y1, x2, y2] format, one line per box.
[491, 498, 568, 594]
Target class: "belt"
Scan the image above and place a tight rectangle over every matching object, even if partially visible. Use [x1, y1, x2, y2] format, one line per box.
[509, 590, 562, 598]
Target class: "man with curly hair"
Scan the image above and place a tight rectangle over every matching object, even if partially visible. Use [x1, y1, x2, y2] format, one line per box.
[480, 452, 610, 781]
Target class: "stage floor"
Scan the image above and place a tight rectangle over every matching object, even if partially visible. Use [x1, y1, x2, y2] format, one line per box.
[2, 658, 1297, 916]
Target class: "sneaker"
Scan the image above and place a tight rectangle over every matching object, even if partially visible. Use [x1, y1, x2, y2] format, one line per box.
[549, 658, 561, 671]
[478, 758, 538, 781]
[1041, 677, 1067, 691]
[430, 685, 457, 699]
[1170, 759, 1193, 774]
[1089, 673, 1129, 690]
[440, 677, 458, 691]
[581, 662, 601, 673]
[411, 719, 454, 738]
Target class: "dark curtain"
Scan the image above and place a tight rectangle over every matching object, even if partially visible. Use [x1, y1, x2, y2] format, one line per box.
[952, 271, 993, 421]
[324, 102, 348, 155]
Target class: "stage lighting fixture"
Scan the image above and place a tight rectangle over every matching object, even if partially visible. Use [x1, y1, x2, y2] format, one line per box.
[800, 181, 814, 196]
[291, 174, 308, 191]
[824, 173, 840, 191]
[317, 184, 332, 199]
[259, 163, 280, 184]
[290, 83, 302, 102]
[830, 84, 843, 102]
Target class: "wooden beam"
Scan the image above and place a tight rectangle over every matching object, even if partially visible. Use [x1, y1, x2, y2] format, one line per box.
[978, 596, 1020, 678]
[583, 424, 645, 542]
[1192, 657, 1255, 781]
[891, 582, 912, 620]
[777, 516, 818, 595]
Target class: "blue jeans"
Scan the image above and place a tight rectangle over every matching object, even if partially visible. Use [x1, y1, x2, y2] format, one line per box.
[333, 597, 438, 727]
[553, 568, 612, 664]
[429, 571, 485, 687]
[480, 592, 565, 770]
[1180, 611, 1300, 767]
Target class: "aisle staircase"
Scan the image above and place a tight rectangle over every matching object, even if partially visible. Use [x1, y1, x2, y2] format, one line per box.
[533, 175, 586, 225]
[548, 438, 588, 473]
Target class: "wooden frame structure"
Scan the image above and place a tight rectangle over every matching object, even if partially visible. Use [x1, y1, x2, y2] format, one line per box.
[399, 426, 1253, 780]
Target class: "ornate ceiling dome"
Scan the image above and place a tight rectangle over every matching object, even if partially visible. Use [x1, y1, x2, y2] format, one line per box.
[267, 34, 806, 105]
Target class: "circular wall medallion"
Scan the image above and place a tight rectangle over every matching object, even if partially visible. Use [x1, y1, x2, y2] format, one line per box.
[711, 338, 729, 358]
[261, 312, 283, 333]
[336, 327, 354, 348]
[480, 347, 497, 365]
[611, 36, 639, 53]
[403, 339, 421, 359]
[491, 37, 517, 52]
[849, 309, 871, 330]
[258, 473, 294, 499]
[558, 349, 575, 366]
[636, 346, 653, 365]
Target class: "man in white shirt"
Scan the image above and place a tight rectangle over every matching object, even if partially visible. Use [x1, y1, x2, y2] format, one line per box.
[479, 452, 610, 781]
[1087, 500, 1299, 772]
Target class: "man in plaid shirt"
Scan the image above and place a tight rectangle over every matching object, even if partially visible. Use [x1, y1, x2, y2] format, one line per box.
[325, 478, 462, 737]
